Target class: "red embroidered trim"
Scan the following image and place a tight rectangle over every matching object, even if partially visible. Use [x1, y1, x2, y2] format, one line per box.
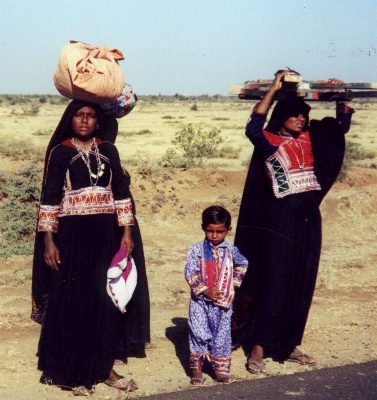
[114, 198, 135, 226]
[210, 355, 231, 373]
[187, 274, 208, 296]
[190, 353, 204, 370]
[59, 186, 115, 217]
[38, 205, 59, 232]
[264, 130, 321, 198]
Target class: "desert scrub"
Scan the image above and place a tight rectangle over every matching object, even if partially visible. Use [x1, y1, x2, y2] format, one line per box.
[215, 145, 241, 159]
[0, 139, 44, 161]
[161, 124, 223, 167]
[32, 129, 50, 136]
[120, 129, 152, 137]
[0, 165, 41, 257]
[339, 140, 376, 181]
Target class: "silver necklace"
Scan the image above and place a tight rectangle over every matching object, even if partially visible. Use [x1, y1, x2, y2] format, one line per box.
[71, 138, 105, 186]
[278, 132, 305, 169]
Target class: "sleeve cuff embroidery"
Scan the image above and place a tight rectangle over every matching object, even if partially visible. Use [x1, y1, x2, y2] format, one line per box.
[187, 274, 208, 296]
[233, 266, 248, 287]
[114, 198, 135, 226]
[38, 205, 59, 232]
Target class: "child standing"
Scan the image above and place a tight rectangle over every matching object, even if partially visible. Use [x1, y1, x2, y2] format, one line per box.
[185, 206, 248, 385]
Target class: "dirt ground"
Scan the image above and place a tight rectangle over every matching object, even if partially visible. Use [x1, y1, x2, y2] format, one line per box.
[0, 100, 376, 399]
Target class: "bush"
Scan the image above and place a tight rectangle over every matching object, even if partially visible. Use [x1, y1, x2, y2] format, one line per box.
[161, 124, 223, 167]
[0, 166, 42, 257]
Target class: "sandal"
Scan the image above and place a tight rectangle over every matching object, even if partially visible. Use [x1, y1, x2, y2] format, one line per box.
[104, 378, 138, 392]
[214, 374, 238, 384]
[190, 377, 206, 386]
[72, 386, 93, 396]
[287, 352, 316, 366]
[246, 358, 266, 374]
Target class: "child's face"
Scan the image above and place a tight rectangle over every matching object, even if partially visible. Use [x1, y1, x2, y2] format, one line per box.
[203, 223, 230, 246]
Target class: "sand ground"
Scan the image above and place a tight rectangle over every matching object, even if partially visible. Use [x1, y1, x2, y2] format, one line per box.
[0, 99, 376, 399]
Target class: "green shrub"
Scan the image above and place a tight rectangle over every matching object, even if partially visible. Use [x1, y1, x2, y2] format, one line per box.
[0, 166, 42, 257]
[161, 124, 223, 167]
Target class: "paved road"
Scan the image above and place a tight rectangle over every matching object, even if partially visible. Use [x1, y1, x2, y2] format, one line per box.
[140, 361, 377, 400]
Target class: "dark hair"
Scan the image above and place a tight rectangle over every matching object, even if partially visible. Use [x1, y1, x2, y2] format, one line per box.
[202, 206, 231, 229]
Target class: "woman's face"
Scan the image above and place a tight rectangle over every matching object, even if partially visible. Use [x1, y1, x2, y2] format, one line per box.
[282, 114, 306, 134]
[71, 106, 98, 139]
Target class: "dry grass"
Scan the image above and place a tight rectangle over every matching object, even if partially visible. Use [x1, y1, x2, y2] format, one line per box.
[0, 98, 377, 399]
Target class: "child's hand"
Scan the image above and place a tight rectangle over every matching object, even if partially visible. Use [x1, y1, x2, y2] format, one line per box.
[203, 287, 221, 302]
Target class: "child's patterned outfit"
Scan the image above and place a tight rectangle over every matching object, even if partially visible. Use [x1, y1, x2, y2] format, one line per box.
[185, 239, 248, 374]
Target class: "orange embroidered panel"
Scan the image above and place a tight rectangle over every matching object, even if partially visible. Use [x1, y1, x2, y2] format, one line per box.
[59, 186, 115, 217]
[38, 205, 60, 232]
[114, 198, 135, 226]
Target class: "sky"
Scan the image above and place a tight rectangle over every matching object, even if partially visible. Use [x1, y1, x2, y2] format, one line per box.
[1, 0, 377, 95]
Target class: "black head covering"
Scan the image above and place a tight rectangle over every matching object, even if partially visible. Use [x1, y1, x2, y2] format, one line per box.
[266, 98, 311, 133]
[44, 99, 118, 164]
[46, 100, 103, 156]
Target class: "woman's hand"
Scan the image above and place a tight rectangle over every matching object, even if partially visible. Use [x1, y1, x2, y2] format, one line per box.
[120, 226, 134, 257]
[271, 70, 292, 91]
[255, 70, 295, 115]
[203, 287, 221, 302]
[44, 232, 60, 271]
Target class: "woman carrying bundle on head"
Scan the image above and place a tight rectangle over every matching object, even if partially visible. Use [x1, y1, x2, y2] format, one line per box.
[31, 100, 149, 395]
[232, 70, 354, 373]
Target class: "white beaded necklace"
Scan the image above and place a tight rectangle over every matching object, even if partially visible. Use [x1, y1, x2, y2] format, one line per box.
[71, 138, 105, 186]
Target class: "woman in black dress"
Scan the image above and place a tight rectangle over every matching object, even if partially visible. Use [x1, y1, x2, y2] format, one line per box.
[232, 71, 354, 373]
[32, 100, 149, 395]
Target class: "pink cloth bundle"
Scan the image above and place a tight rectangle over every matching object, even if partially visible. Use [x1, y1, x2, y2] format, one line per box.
[54, 40, 125, 103]
[106, 246, 137, 313]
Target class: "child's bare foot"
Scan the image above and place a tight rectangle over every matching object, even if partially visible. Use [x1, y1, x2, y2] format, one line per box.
[190, 368, 206, 386]
[214, 373, 238, 384]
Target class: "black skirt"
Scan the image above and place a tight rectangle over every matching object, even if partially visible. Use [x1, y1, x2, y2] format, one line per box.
[37, 214, 123, 388]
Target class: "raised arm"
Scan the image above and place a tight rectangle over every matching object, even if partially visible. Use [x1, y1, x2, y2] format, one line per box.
[336, 101, 354, 134]
[245, 71, 294, 158]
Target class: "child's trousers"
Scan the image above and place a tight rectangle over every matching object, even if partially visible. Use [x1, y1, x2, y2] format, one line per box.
[188, 297, 232, 374]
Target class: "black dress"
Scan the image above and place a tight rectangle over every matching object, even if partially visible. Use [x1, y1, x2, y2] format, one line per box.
[34, 138, 135, 387]
[233, 104, 351, 360]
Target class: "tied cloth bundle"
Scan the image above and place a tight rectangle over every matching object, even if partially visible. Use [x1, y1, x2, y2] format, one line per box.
[54, 40, 125, 103]
[107, 246, 137, 313]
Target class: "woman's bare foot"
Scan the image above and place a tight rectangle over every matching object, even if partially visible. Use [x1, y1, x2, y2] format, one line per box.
[287, 348, 316, 366]
[104, 369, 138, 391]
[108, 369, 122, 382]
[246, 344, 266, 373]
